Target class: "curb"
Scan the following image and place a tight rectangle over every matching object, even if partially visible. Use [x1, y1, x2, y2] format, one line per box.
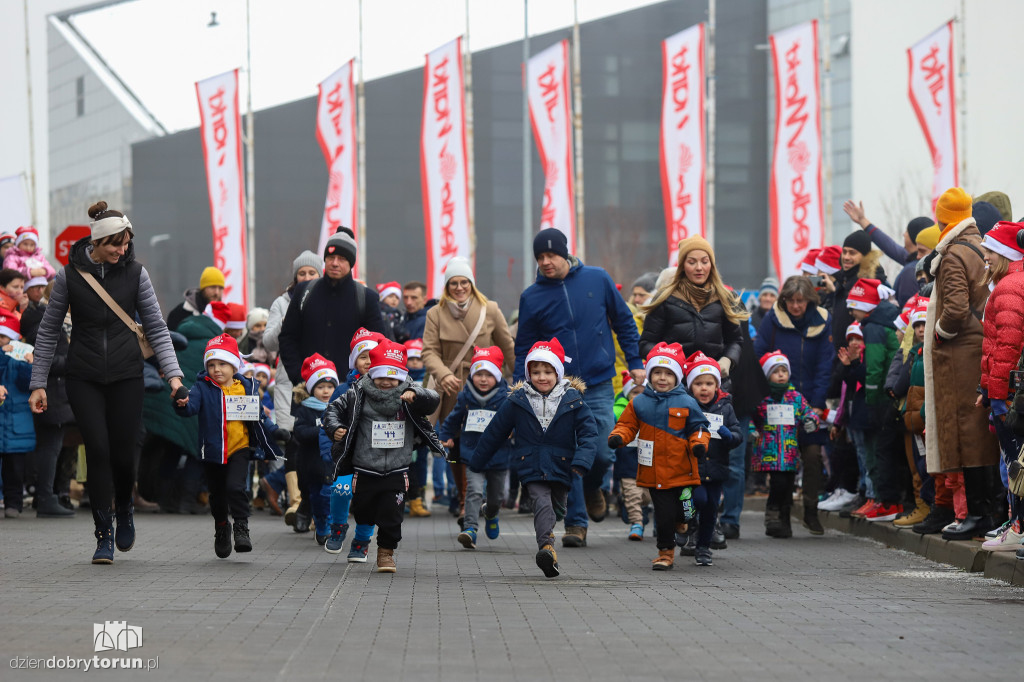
[742, 496, 1024, 586]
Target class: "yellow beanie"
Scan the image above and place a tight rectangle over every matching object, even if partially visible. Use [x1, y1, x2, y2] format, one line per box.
[915, 225, 940, 251]
[199, 266, 226, 290]
[935, 187, 973, 226]
[676, 235, 716, 268]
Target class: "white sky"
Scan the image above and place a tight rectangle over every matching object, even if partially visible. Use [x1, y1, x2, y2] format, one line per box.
[71, 0, 667, 132]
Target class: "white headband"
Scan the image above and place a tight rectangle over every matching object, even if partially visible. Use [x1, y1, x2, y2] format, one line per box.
[90, 215, 133, 241]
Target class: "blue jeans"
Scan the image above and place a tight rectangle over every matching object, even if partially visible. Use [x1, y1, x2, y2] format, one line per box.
[264, 465, 286, 494]
[565, 378, 615, 528]
[432, 455, 455, 498]
[720, 416, 749, 526]
[849, 428, 873, 498]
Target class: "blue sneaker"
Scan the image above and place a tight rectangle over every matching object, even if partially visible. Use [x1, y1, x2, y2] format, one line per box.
[629, 522, 644, 541]
[325, 523, 349, 554]
[457, 527, 477, 549]
[485, 515, 500, 540]
[347, 539, 370, 563]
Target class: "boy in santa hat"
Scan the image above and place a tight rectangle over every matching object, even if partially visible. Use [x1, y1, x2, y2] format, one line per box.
[471, 338, 598, 577]
[437, 346, 511, 549]
[376, 281, 408, 342]
[608, 342, 712, 571]
[292, 353, 341, 546]
[321, 340, 446, 572]
[174, 333, 287, 558]
[613, 370, 649, 541]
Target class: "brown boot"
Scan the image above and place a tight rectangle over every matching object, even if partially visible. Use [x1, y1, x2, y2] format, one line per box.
[584, 487, 607, 522]
[894, 498, 930, 527]
[376, 548, 397, 573]
[132, 485, 159, 513]
[652, 548, 675, 571]
[536, 544, 560, 577]
[259, 477, 283, 516]
[562, 525, 587, 547]
[409, 498, 432, 517]
[283, 471, 301, 526]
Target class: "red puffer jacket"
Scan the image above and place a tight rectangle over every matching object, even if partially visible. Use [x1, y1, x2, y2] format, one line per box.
[981, 260, 1024, 400]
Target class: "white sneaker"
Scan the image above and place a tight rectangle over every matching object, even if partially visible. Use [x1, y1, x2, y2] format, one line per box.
[821, 489, 858, 512]
[817, 489, 844, 511]
[982, 526, 1024, 551]
[942, 519, 963, 533]
[985, 519, 1012, 539]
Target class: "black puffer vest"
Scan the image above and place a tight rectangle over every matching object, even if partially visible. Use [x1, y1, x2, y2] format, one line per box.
[65, 237, 144, 384]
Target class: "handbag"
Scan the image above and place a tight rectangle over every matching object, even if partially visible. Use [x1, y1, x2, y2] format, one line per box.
[76, 268, 155, 359]
[1009, 442, 1024, 498]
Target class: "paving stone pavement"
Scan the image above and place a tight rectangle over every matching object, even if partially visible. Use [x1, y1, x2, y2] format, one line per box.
[2, 507, 1023, 681]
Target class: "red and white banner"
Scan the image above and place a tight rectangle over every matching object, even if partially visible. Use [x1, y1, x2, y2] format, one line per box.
[421, 37, 472, 299]
[316, 61, 359, 271]
[196, 69, 248, 306]
[769, 21, 824, 282]
[908, 21, 958, 209]
[660, 24, 706, 265]
[527, 40, 575, 252]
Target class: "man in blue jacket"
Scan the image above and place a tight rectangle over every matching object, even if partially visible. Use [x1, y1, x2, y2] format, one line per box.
[514, 228, 645, 548]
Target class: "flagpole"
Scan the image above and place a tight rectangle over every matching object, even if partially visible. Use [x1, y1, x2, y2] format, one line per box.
[244, 0, 255, 306]
[822, 0, 833, 241]
[522, 0, 532, 289]
[957, 0, 966, 185]
[705, 0, 716, 247]
[571, 0, 584, 260]
[357, 0, 367, 275]
[23, 0, 37, 227]
[464, 0, 476, 253]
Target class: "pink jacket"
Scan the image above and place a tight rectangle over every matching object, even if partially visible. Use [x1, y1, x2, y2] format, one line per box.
[3, 247, 56, 281]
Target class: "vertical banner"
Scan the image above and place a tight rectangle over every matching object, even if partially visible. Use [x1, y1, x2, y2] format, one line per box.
[196, 69, 248, 306]
[908, 21, 957, 209]
[660, 24, 706, 266]
[769, 21, 823, 282]
[527, 40, 575, 252]
[421, 37, 472, 299]
[316, 61, 359, 272]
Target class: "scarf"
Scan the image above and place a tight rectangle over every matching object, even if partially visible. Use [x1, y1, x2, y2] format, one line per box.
[769, 381, 789, 402]
[676, 279, 715, 311]
[359, 375, 411, 415]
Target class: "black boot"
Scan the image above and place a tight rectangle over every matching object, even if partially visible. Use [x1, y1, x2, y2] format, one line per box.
[233, 518, 253, 552]
[115, 501, 135, 552]
[764, 507, 784, 537]
[293, 498, 311, 533]
[912, 504, 955, 534]
[803, 505, 824, 535]
[92, 509, 115, 564]
[775, 506, 793, 538]
[944, 467, 999, 540]
[214, 521, 232, 558]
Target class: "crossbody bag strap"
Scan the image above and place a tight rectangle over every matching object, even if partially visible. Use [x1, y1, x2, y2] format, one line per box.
[76, 268, 141, 334]
[450, 303, 487, 373]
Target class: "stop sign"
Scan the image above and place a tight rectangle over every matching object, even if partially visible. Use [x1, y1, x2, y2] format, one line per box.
[54, 225, 91, 266]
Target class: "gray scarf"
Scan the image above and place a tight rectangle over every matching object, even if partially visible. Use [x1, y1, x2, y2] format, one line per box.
[360, 375, 411, 415]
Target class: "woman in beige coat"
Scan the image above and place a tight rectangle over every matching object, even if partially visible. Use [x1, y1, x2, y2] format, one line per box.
[422, 257, 515, 523]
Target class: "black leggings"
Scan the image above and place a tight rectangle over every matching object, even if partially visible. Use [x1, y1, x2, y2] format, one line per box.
[66, 377, 144, 512]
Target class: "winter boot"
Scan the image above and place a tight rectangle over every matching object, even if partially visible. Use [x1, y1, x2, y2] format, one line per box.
[91, 509, 115, 564]
[584, 487, 607, 522]
[894, 498, 930, 528]
[536, 544, 560, 577]
[562, 526, 587, 547]
[802, 505, 824, 536]
[35, 494, 75, 517]
[293, 498, 311, 533]
[325, 523, 349, 554]
[376, 548, 397, 573]
[114, 501, 135, 552]
[652, 548, 675, 571]
[764, 507, 783, 537]
[409, 498, 432, 517]
[214, 521, 232, 558]
[913, 504, 956, 534]
[233, 518, 253, 552]
[776, 506, 793, 538]
[259, 477, 283, 516]
[283, 471, 301, 526]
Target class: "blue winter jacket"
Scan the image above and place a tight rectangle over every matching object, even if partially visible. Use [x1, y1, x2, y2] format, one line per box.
[437, 379, 511, 471]
[754, 302, 835, 409]
[513, 258, 643, 384]
[0, 353, 35, 453]
[174, 371, 284, 464]
[471, 378, 598, 486]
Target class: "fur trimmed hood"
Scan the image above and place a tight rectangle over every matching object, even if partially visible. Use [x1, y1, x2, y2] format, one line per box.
[929, 217, 978, 276]
[857, 249, 884, 278]
[509, 376, 587, 395]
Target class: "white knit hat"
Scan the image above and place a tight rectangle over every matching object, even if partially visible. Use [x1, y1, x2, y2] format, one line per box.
[443, 256, 475, 286]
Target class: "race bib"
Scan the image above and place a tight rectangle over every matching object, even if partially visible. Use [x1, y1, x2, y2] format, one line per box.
[465, 409, 495, 433]
[767, 404, 795, 426]
[5, 340, 33, 362]
[637, 439, 654, 467]
[706, 413, 724, 438]
[372, 421, 406, 449]
[225, 395, 260, 421]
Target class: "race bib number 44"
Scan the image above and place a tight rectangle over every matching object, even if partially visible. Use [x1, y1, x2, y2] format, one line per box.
[372, 421, 406, 449]
[465, 409, 495, 433]
[225, 395, 260, 421]
[767, 404, 795, 426]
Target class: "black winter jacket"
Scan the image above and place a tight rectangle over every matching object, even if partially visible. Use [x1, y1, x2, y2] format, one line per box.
[694, 391, 743, 484]
[639, 295, 742, 366]
[23, 301, 74, 426]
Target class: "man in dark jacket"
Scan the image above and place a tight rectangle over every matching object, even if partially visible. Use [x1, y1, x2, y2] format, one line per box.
[278, 229, 385, 386]
[166, 267, 226, 331]
[514, 228, 645, 547]
[402, 281, 435, 341]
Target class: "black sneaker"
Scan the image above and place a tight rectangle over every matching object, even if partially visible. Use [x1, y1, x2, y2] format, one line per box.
[536, 546, 560, 578]
[233, 519, 252, 552]
[912, 504, 955, 535]
[711, 522, 728, 549]
[677, 529, 697, 556]
[695, 546, 713, 566]
[720, 522, 740, 540]
[214, 522, 232, 558]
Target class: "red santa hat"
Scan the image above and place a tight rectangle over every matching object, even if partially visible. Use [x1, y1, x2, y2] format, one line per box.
[15, 225, 39, 247]
[683, 351, 722, 389]
[980, 221, 1024, 262]
[620, 370, 637, 397]
[800, 248, 822, 274]
[644, 342, 685, 386]
[349, 327, 384, 370]
[814, 245, 842, 275]
[0, 313, 21, 341]
[760, 350, 790, 378]
[204, 301, 231, 331]
[376, 281, 402, 301]
[403, 338, 423, 359]
[204, 333, 241, 371]
[253, 363, 273, 380]
[909, 299, 930, 326]
[367, 340, 409, 382]
[240, 361, 255, 375]
[845, 321, 864, 340]
[225, 302, 247, 330]
[302, 353, 340, 393]
[0, 233, 14, 247]
[846, 278, 896, 313]
[526, 338, 570, 382]
[469, 346, 504, 382]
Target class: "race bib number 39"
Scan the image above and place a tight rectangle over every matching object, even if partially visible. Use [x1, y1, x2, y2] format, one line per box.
[225, 395, 260, 421]
[637, 439, 654, 467]
[767, 404, 796, 426]
[706, 413, 724, 438]
[465, 409, 495, 433]
[372, 421, 406, 449]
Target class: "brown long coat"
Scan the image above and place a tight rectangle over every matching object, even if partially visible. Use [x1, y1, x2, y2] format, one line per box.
[422, 297, 515, 421]
[923, 218, 1000, 472]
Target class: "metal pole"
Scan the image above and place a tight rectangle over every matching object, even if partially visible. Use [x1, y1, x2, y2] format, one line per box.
[23, 0, 37, 226]
[357, 0, 367, 276]
[244, 0, 255, 306]
[705, 0, 716, 247]
[464, 0, 476, 253]
[571, 0, 584, 260]
[957, 0, 966, 186]
[522, 0, 532, 289]
[822, 0, 833, 241]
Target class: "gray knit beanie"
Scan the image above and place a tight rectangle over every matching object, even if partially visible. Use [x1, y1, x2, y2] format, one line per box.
[292, 250, 323, 277]
[324, 227, 358, 266]
[631, 271, 659, 293]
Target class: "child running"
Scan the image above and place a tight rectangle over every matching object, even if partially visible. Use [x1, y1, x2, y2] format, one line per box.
[608, 342, 711, 570]
[472, 338, 597, 578]
[292, 354, 340, 545]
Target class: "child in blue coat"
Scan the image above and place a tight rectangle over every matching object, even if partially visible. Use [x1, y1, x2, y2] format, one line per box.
[0, 313, 35, 517]
[472, 338, 598, 578]
[438, 346, 511, 549]
[174, 334, 285, 558]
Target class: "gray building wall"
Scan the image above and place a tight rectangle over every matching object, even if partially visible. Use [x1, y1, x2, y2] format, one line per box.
[132, 1, 769, 315]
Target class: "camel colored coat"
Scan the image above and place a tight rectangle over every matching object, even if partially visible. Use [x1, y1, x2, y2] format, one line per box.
[422, 298, 515, 422]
